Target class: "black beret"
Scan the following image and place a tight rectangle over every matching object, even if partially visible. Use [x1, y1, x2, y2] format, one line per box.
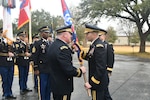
[17, 31, 26, 36]
[39, 26, 51, 33]
[84, 24, 107, 35]
[56, 25, 72, 34]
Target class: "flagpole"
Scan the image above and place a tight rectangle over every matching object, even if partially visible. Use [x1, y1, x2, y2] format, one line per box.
[29, 12, 32, 44]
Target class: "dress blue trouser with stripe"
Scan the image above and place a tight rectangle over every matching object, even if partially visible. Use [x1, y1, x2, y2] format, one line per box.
[18, 65, 29, 90]
[34, 74, 38, 88]
[39, 73, 51, 100]
[0, 66, 14, 97]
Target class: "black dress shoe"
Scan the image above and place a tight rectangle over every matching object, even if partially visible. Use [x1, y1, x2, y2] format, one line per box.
[20, 90, 26, 95]
[24, 88, 32, 92]
[6, 95, 17, 99]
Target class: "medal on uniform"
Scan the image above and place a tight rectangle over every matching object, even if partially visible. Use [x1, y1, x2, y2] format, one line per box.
[7, 57, 13, 61]
[41, 44, 46, 53]
[88, 47, 95, 58]
[24, 56, 29, 59]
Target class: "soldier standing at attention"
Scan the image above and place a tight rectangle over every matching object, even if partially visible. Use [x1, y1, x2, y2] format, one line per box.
[83, 24, 109, 100]
[99, 31, 114, 100]
[31, 26, 52, 100]
[0, 28, 16, 99]
[14, 31, 32, 95]
[47, 25, 86, 100]
[30, 34, 40, 91]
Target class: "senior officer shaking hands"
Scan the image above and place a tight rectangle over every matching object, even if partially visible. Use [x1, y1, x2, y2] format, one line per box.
[47, 25, 86, 100]
[83, 24, 109, 100]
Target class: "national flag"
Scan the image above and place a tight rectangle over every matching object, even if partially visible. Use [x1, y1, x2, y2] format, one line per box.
[3, 7, 14, 45]
[18, 0, 31, 29]
[61, 0, 83, 65]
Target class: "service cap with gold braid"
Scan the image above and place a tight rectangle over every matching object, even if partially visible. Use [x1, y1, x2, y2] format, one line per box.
[56, 25, 72, 34]
[17, 31, 26, 36]
[84, 24, 107, 36]
[39, 26, 51, 33]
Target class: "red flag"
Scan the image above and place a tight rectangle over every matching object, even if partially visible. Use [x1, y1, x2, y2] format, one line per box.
[18, 0, 31, 29]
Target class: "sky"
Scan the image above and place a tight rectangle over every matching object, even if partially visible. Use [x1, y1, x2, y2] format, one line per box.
[0, 0, 81, 19]
[0, 0, 117, 30]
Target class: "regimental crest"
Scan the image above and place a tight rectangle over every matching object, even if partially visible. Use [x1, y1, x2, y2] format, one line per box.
[40, 44, 46, 53]
[32, 46, 36, 53]
[15, 44, 19, 48]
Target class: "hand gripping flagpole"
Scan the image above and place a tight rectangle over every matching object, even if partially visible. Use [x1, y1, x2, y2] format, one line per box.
[61, 0, 91, 96]
[75, 42, 91, 97]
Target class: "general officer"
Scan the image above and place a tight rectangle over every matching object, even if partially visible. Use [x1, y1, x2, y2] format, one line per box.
[83, 24, 109, 100]
[47, 25, 86, 100]
[31, 26, 52, 100]
[14, 31, 32, 95]
[0, 28, 16, 99]
[30, 34, 40, 91]
[99, 31, 114, 100]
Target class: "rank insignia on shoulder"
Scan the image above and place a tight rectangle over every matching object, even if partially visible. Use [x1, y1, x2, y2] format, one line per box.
[32, 46, 36, 53]
[96, 44, 104, 48]
[60, 46, 68, 50]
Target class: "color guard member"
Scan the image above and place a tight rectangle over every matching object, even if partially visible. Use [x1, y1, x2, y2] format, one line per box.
[30, 34, 40, 91]
[14, 31, 32, 95]
[31, 26, 52, 100]
[0, 28, 16, 99]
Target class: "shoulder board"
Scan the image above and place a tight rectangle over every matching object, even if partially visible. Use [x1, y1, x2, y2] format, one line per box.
[96, 44, 104, 48]
[60, 46, 68, 50]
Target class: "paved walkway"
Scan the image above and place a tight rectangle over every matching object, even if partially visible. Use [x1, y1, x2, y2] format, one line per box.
[0, 54, 150, 100]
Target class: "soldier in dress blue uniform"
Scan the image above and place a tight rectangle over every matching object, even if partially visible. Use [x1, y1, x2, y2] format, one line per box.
[14, 31, 32, 95]
[31, 26, 52, 100]
[30, 34, 39, 91]
[0, 28, 16, 99]
[47, 25, 86, 100]
[83, 24, 109, 100]
[99, 31, 114, 100]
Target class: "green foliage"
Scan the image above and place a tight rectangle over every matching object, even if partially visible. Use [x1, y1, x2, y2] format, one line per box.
[31, 9, 52, 35]
[76, 25, 85, 43]
[106, 26, 117, 43]
[146, 35, 150, 42]
[0, 19, 2, 27]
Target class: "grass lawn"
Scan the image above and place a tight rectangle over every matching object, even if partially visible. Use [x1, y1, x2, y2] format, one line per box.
[114, 45, 150, 59]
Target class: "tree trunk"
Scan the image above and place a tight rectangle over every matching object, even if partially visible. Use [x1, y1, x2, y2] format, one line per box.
[139, 36, 146, 53]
